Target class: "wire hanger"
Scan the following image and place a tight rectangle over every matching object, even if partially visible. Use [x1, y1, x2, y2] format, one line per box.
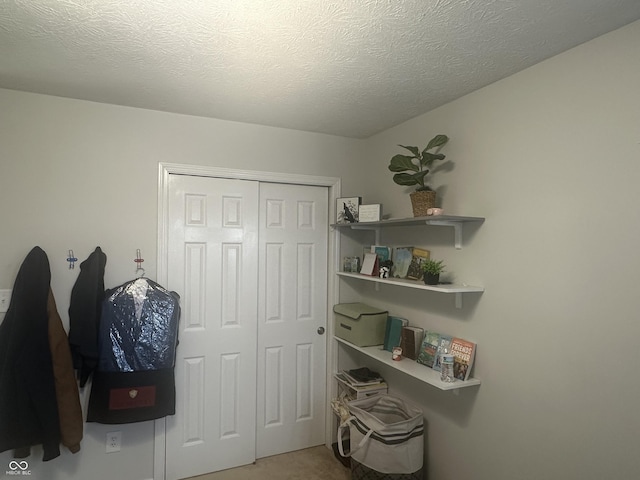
[134, 249, 145, 277]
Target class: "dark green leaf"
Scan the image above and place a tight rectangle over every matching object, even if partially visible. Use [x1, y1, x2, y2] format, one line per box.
[424, 134, 449, 152]
[389, 154, 419, 172]
[398, 144, 420, 157]
[413, 170, 429, 186]
[392, 173, 419, 186]
[420, 152, 445, 167]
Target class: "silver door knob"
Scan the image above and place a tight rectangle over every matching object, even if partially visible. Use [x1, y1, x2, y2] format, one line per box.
[317, 327, 325, 335]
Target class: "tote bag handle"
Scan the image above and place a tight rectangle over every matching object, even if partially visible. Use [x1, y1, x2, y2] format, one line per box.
[337, 416, 374, 458]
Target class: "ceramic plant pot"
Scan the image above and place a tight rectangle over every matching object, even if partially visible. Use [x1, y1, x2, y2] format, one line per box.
[423, 272, 439, 285]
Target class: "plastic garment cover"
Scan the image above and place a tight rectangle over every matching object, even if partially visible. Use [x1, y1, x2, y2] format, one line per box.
[98, 278, 180, 372]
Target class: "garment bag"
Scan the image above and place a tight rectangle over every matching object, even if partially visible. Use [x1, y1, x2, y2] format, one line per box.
[87, 277, 180, 424]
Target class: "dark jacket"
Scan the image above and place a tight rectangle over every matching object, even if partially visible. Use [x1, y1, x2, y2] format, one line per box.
[0, 247, 61, 461]
[68, 246, 107, 387]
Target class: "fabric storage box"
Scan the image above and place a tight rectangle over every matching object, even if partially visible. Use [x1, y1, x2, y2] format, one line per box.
[333, 303, 388, 346]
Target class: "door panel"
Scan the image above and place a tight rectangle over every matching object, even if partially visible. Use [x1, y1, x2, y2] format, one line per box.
[256, 183, 328, 458]
[165, 175, 258, 480]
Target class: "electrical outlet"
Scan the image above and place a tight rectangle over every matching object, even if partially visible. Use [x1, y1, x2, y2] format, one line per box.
[106, 431, 121, 453]
[0, 289, 11, 313]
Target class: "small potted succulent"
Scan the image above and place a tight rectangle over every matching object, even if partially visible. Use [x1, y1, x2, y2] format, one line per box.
[420, 259, 445, 285]
[388, 134, 449, 217]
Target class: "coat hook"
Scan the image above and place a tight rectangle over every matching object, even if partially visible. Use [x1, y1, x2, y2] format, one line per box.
[135, 249, 145, 277]
[67, 250, 78, 269]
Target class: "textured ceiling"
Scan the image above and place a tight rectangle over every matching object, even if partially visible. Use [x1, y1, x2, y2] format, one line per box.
[1, 1, 640, 138]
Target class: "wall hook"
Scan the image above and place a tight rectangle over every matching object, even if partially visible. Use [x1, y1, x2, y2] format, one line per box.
[134, 249, 145, 277]
[67, 250, 78, 269]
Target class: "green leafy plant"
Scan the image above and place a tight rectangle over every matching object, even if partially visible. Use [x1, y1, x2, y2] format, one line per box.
[420, 258, 446, 275]
[388, 134, 449, 191]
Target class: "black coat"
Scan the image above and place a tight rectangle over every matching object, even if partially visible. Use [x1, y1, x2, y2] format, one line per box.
[68, 246, 107, 387]
[0, 247, 61, 461]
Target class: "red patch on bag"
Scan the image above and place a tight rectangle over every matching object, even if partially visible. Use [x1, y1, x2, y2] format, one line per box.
[109, 386, 156, 410]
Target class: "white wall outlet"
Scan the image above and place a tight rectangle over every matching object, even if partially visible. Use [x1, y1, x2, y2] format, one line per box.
[0, 289, 11, 313]
[106, 431, 121, 453]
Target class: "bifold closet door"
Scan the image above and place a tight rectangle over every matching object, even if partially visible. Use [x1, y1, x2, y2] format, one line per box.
[164, 175, 328, 480]
[165, 175, 259, 480]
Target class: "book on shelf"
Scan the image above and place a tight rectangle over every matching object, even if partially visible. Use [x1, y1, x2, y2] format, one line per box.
[336, 372, 385, 388]
[406, 247, 431, 280]
[342, 367, 384, 386]
[392, 246, 414, 279]
[373, 245, 391, 263]
[416, 330, 440, 368]
[360, 252, 379, 276]
[383, 315, 409, 352]
[336, 372, 386, 389]
[450, 337, 476, 381]
[432, 334, 453, 372]
[400, 326, 424, 360]
[335, 373, 388, 400]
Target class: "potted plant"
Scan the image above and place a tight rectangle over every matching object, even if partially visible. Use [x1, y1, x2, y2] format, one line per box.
[420, 258, 445, 285]
[388, 134, 449, 217]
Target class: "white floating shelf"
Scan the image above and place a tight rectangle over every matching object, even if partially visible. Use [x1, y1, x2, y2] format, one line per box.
[331, 215, 484, 249]
[337, 271, 483, 308]
[331, 214, 484, 229]
[335, 337, 481, 391]
[337, 271, 483, 294]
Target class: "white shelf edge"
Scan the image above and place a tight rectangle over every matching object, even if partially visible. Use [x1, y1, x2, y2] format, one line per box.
[337, 271, 484, 293]
[331, 214, 484, 249]
[335, 337, 481, 391]
[330, 214, 485, 230]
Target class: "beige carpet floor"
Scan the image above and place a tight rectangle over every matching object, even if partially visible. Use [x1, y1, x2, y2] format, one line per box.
[184, 445, 351, 480]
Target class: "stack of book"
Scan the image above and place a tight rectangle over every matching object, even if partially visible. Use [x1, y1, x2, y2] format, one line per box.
[335, 367, 388, 400]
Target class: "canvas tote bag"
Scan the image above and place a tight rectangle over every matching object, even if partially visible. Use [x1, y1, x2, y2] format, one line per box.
[338, 395, 424, 479]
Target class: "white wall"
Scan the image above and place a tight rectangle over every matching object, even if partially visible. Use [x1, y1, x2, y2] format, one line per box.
[1, 17, 640, 480]
[357, 19, 640, 480]
[0, 90, 364, 480]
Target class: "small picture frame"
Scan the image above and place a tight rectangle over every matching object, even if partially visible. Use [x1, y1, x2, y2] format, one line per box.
[336, 197, 361, 224]
[358, 204, 382, 223]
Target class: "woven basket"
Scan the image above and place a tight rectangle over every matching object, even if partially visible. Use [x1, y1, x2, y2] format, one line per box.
[409, 190, 436, 217]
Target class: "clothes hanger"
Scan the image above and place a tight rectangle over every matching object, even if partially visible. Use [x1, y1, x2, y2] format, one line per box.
[134, 249, 145, 278]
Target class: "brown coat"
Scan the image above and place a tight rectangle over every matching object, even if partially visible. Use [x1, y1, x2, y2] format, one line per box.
[47, 290, 83, 453]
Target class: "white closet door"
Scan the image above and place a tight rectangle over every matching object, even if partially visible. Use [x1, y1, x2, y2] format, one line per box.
[165, 175, 259, 480]
[256, 182, 328, 458]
